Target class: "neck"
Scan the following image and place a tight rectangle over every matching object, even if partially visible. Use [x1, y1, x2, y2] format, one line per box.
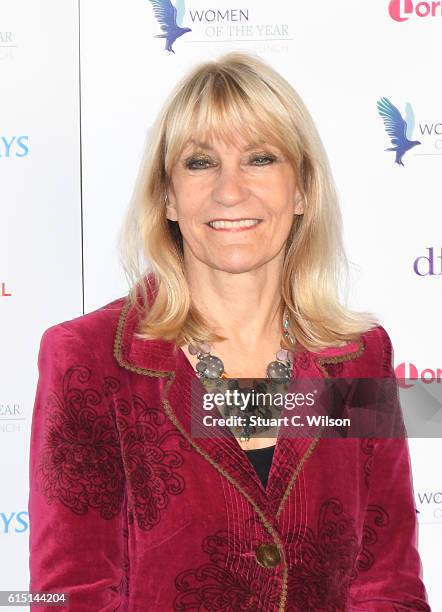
[184, 257, 285, 352]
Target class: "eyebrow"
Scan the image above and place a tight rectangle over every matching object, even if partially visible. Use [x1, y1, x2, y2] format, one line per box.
[186, 139, 268, 152]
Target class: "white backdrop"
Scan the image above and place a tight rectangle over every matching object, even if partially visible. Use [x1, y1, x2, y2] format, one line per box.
[1, 0, 440, 609]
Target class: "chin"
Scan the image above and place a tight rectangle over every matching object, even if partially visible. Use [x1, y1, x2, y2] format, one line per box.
[209, 258, 266, 274]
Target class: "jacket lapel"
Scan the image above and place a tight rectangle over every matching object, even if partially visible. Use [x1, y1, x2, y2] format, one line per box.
[114, 292, 365, 521]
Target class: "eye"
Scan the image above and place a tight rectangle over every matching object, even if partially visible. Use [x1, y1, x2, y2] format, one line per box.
[185, 156, 213, 170]
[250, 153, 277, 166]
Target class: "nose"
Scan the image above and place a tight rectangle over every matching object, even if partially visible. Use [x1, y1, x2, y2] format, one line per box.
[212, 164, 249, 207]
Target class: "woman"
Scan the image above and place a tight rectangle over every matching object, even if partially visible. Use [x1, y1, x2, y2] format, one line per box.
[28, 52, 430, 611]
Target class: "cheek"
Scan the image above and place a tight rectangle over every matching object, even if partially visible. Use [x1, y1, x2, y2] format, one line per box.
[261, 179, 295, 214]
[176, 214, 205, 244]
[270, 202, 294, 224]
[175, 199, 199, 223]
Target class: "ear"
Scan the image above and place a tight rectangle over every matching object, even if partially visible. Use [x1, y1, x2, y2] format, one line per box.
[293, 189, 306, 216]
[165, 187, 178, 222]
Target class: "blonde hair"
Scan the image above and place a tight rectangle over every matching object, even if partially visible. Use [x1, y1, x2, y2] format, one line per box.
[117, 51, 379, 352]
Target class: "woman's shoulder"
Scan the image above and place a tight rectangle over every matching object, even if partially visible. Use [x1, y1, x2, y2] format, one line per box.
[38, 295, 128, 358]
[360, 323, 394, 360]
[312, 324, 395, 378]
[361, 323, 393, 350]
[315, 324, 392, 357]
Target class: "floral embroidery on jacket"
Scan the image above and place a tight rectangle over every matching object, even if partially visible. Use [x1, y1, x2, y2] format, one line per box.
[35, 365, 125, 518]
[355, 504, 389, 573]
[173, 528, 280, 611]
[285, 498, 387, 611]
[107, 376, 193, 531]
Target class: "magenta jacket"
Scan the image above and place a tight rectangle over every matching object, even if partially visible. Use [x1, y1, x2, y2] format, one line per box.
[28, 283, 431, 611]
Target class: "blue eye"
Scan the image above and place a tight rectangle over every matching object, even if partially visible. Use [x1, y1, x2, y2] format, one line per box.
[251, 155, 276, 165]
[185, 157, 212, 170]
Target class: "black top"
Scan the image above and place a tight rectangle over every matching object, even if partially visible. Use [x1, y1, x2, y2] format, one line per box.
[244, 444, 276, 489]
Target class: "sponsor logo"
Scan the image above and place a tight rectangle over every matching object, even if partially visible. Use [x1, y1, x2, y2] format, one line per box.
[0, 136, 29, 158]
[0, 512, 29, 534]
[0, 31, 16, 61]
[389, 0, 442, 21]
[0, 403, 23, 434]
[395, 363, 442, 388]
[148, 0, 192, 53]
[377, 98, 442, 162]
[377, 98, 421, 165]
[416, 491, 442, 523]
[0, 31, 14, 44]
[413, 247, 442, 276]
[1, 282, 12, 297]
[147, 2, 290, 53]
[0, 404, 22, 417]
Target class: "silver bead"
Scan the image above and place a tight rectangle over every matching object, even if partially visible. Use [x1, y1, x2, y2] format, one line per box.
[198, 355, 224, 379]
[267, 360, 291, 383]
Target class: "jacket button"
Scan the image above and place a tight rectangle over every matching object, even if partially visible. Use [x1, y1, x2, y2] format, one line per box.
[255, 543, 281, 568]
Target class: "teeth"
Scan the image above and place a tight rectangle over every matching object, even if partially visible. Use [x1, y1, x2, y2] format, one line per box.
[209, 219, 260, 229]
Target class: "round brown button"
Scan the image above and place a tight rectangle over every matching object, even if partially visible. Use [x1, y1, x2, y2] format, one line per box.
[255, 543, 281, 568]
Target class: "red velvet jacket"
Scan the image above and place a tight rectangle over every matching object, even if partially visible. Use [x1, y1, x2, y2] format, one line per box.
[28, 288, 431, 611]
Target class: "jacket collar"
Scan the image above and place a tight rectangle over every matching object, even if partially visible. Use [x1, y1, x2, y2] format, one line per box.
[114, 290, 365, 377]
[113, 289, 177, 377]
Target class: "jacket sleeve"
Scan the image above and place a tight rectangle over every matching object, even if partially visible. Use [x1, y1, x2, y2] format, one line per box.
[348, 326, 431, 612]
[28, 324, 128, 611]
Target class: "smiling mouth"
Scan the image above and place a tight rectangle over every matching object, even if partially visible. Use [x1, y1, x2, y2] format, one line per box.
[207, 219, 262, 230]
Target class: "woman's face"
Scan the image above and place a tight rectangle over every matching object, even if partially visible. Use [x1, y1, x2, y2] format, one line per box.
[166, 136, 304, 274]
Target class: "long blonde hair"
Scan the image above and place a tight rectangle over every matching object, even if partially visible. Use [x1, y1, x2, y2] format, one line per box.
[117, 51, 378, 352]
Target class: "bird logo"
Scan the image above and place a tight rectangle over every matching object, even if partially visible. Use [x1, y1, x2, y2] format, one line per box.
[148, 0, 192, 53]
[377, 97, 421, 166]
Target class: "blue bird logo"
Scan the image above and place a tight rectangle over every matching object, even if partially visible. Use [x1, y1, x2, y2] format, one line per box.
[148, 0, 192, 54]
[377, 97, 421, 166]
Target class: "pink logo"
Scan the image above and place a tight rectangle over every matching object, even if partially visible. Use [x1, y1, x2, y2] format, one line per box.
[395, 362, 442, 388]
[1, 282, 12, 297]
[389, 0, 413, 21]
[389, 0, 442, 20]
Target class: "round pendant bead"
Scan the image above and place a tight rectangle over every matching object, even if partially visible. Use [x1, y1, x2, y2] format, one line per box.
[267, 360, 291, 382]
[198, 355, 224, 379]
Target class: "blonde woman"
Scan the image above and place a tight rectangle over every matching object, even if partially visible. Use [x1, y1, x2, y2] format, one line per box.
[28, 52, 430, 611]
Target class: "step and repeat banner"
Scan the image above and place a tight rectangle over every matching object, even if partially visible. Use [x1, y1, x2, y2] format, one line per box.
[1, 0, 441, 608]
